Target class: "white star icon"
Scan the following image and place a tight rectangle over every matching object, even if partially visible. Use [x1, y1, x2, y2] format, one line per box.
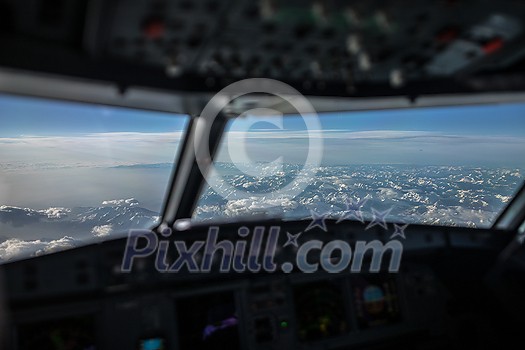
[337, 197, 368, 224]
[305, 210, 329, 232]
[366, 207, 392, 231]
[390, 223, 408, 239]
[284, 231, 302, 248]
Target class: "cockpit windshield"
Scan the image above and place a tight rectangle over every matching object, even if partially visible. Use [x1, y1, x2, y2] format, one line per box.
[2, 93, 525, 263]
[194, 103, 525, 227]
[0, 94, 189, 263]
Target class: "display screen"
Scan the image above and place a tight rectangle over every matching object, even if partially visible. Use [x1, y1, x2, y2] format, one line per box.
[17, 315, 96, 350]
[139, 337, 165, 350]
[293, 279, 349, 342]
[352, 275, 402, 329]
[176, 291, 240, 350]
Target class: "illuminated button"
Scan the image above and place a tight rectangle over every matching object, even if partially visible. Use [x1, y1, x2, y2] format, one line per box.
[483, 37, 504, 54]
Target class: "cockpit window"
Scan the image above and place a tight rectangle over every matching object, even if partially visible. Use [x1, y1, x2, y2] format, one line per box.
[193, 103, 525, 228]
[0, 94, 188, 263]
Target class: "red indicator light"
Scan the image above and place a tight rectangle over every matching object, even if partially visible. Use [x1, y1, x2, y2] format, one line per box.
[483, 37, 504, 54]
[143, 18, 165, 40]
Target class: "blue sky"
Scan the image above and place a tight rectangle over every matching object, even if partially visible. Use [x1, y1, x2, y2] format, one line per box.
[323, 104, 525, 137]
[239, 103, 525, 137]
[0, 95, 525, 137]
[2, 93, 524, 137]
[0, 94, 188, 137]
[0, 95, 190, 212]
[223, 102, 525, 167]
[1, 93, 525, 169]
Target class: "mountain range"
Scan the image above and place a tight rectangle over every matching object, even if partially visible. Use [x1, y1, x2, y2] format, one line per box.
[1, 164, 523, 262]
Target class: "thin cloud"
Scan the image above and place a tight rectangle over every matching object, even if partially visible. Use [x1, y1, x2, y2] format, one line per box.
[0, 132, 184, 170]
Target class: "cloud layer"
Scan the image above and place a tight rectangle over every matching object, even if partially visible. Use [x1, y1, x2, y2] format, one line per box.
[0, 236, 79, 261]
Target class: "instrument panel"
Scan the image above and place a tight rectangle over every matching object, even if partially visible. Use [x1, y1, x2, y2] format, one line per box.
[104, 0, 525, 89]
[1, 221, 512, 349]
[2, 0, 525, 97]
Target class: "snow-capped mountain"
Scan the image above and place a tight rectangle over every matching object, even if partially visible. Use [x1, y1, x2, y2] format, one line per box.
[1, 164, 524, 263]
[0, 198, 159, 262]
[195, 164, 524, 228]
[0, 198, 159, 229]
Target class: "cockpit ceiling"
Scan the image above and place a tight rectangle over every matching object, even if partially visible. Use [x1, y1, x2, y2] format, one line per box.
[1, 0, 525, 98]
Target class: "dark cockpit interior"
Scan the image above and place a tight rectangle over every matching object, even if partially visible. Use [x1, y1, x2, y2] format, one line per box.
[1, 1, 525, 349]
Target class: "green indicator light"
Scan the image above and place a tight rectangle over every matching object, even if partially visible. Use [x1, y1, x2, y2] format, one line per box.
[280, 321, 289, 328]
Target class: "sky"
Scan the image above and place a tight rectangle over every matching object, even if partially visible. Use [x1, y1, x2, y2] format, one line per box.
[220, 102, 525, 167]
[0, 94, 189, 212]
[2, 93, 524, 137]
[0, 94, 189, 169]
[228, 102, 525, 136]
[319, 103, 525, 137]
[0, 94, 188, 136]
[1, 93, 525, 212]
